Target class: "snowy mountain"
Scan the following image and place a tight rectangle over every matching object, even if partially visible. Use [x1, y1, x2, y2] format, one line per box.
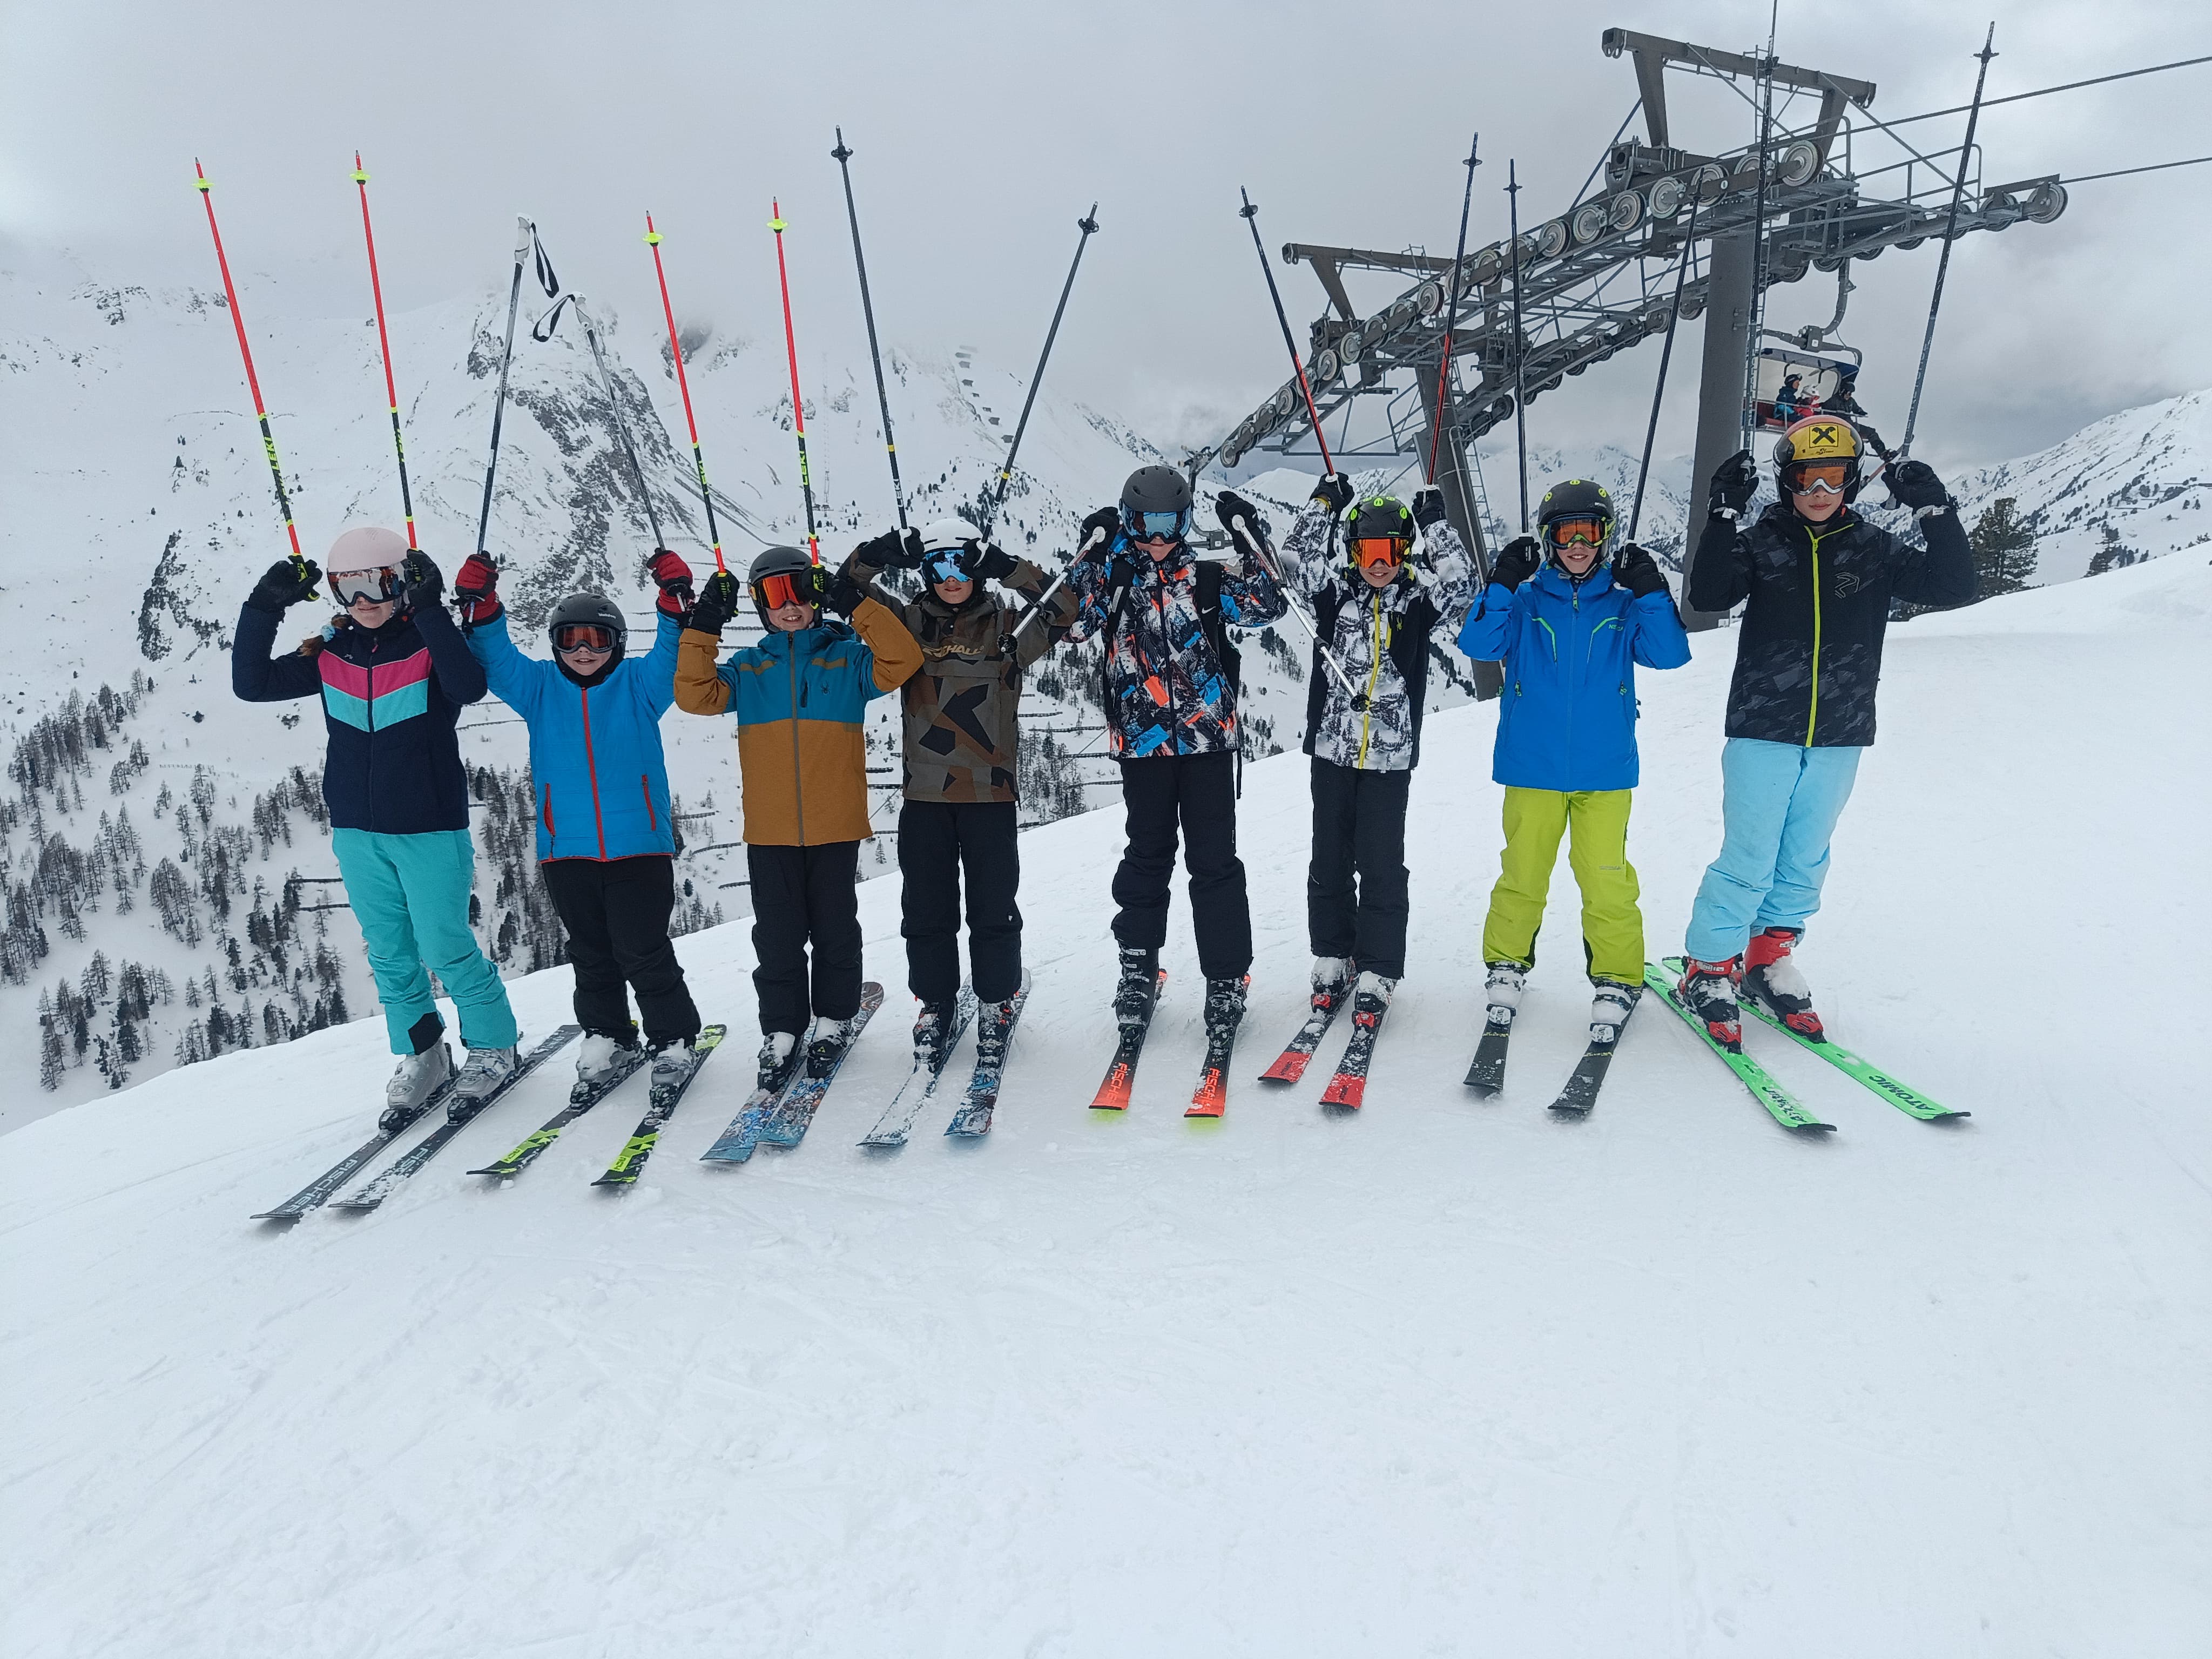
[5, 553, 2207, 1656]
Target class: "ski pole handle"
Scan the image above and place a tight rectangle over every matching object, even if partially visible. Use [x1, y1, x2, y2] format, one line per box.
[1231, 512, 1359, 698]
[1009, 523, 1109, 643]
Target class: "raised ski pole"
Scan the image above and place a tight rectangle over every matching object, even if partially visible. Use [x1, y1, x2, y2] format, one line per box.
[350, 153, 417, 549]
[1738, 24, 1781, 450]
[474, 215, 536, 562]
[1506, 159, 1529, 532]
[1900, 23, 1999, 458]
[1426, 130, 1482, 487]
[1628, 194, 1703, 542]
[768, 200, 821, 565]
[193, 161, 308, 576]
[831, 129, 907, 529]
[559, 295, 666, 549]
[1234, 187, 1359, 700]
[644, 213, 726, 572]
[981, 204, 1100, 535]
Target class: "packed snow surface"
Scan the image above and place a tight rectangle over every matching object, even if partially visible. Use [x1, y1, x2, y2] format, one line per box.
[6, 556, 2209, 1656]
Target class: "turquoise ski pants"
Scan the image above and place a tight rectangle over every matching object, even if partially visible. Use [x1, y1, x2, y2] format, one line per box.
[1684, 739, 1863, 963]
[332, 827, 519, 1055]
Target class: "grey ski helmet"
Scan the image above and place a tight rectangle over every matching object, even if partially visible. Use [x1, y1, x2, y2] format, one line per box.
[746, 544, 824, 626]
[547, 591, 628, 667]
[1120, 464, 1193, 544]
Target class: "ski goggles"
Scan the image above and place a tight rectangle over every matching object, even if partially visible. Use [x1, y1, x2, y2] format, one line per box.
[1785, 462, 1851, 496]
[924, 550, 970, 586]
[1545, 516, 1608, 549]
[1122, 505, 1191, 543]
[553, 624, 618, 653]
[752, 571, 819, 611]
[327, 567, 401, 606]
[1348, 535, 1410, 571]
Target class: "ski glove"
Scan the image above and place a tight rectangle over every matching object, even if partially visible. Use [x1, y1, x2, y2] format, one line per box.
[1311, 472, 1354, 515]
[1886, 458, 1954, 515]
[1489, 536, 1541, 592]
[1214, 490, 1267, 558]
[1613, 540, 1671, 599]
[857, 526, 926, 570]
[1411, 486, 1448, 530]
[1077, 507, 1121, 559]
[820, 561, 866, 618]
[649, 549, 694, 617]
[453, 553, 502, 627]
[967, 542, 1017, 583]
[1709, 449, 1759, 518]
[400, 551, 444, 609]
[687, 569, 740, 637]
[245, 558, 323, 614]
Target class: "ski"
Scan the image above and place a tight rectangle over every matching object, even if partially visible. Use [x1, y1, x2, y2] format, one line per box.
[1319, 991, 1390, 1109]
[594, 1024, 730, 1186]
[331, 1026, 581, 1212]
[1463, 1013, 1514, 1097]
[1090, 970, 1167, 1111]
[945, 972, 1031, 1137]
[1744, 1001, 1968, 1121]
[1185, 981, 1249, 1120]
[1548, 1016, 1631, 1117]
[755, 983, 885, 1150]
[469, 1046, 646, 1180]
[699, 1043, 807, 1166]
[1647, 961, 1834, 1132]
[252, 1050, 460, 1222]
[1257, 984, 1345, 1085]
[859, 986, 978, 1148]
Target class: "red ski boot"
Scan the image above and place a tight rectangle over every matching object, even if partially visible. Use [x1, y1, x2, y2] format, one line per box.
[1742, 927, 1824, 1039]
[1676, 956, 1744, 1050]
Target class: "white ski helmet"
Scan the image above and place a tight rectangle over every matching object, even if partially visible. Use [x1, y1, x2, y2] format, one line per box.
[919, 518, 981, 554]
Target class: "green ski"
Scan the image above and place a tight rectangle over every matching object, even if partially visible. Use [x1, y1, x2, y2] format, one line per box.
[1743, 1001, 1967, 1120]
[1646, 960, 1835, 1134]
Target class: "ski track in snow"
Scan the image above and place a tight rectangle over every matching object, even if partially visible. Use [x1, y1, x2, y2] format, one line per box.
[4, 559, 2211, 1656]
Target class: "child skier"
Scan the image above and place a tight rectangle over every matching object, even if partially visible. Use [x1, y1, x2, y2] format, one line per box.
[451, 548, 703, 1094]
[232, 527, 522, 1127]
[845, 518, 1080, 1061]
[1676, 417, 1974, 1044]
[1278, 474, 1476, 1028]
[1457, 480, 1691, 1046]
[673, 546, 921, 1086]
[1061, 464, 1286, 1043]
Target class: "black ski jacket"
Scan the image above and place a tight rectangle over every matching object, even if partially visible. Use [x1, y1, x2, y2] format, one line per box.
[1689, 501, 1975, 747]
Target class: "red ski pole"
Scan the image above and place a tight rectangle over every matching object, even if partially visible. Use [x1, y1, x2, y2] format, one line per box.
[643, 213, 726, 574]
[768, 200, 820, 564]
[351, 152, 417, 548]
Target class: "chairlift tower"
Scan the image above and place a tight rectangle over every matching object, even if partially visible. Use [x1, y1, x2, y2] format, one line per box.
[1204, 26, 2068, 648]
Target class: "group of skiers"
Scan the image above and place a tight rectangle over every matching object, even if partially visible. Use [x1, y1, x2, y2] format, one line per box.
[232, 406, 1971, 1128]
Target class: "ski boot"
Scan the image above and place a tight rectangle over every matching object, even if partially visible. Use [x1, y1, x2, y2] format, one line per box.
[647, 1036, 694, 1092]
[1483, 960, 1527, 1028]
[1676, 956, 1744, 1049]
[912, 1000, 957, 1069]
[379, 1042, 450, 1132]
[1351, 970, 1396, 1022]
[1112, 945, 1161, 1026]
[1588, 978, 1640, 1042]
[1202, 973, 1250, 1036]
[450, 1041, 521, 1114]
[1742, 927, 1825, 1039]
[576, 1029, 637, 1087]
[756, 1031, 799, 1092]
[805, 1013, 859, 1079]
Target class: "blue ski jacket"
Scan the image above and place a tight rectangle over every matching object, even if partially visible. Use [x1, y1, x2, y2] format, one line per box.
[1456, 562, 1691, 792]
[466, 610, 685, 862]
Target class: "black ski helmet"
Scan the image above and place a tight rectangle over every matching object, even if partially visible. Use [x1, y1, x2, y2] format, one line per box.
[746, 544, 824, 627]
[1343, 494, 1417, 575]
[546, 591, 628, 670]
[1119, 464, 1193, 543]
[1535, 478, 1616, 575]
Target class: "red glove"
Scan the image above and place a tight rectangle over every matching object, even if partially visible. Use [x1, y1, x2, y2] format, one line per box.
[453, 553, 502, 627]
[649, 549, 694, 617]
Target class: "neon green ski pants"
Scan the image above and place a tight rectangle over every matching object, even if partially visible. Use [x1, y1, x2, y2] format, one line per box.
[1480, 786, 1644, 984]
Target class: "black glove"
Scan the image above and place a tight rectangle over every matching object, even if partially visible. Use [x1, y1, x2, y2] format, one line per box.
[1077, 507, 1121, 560]
[1489, 535, 1541, 591]
[400, 550, 443, 608]
[1311, 472, 1354, 515]
[856, 526, 926, 570]
[687, 569, 740, 637]
[820, 562, 865, 618]
[1215, 490, 1266, 556]
[967, 541, 1017, 583]
[246, 558, 322, 613]
[1709, 449, 1759, 518]
[1886, 458, 1953, 514]
[1613, 540, 1670, 599]
[1410, 487, 1448, 530]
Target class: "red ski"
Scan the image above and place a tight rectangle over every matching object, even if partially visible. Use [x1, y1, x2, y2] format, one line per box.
[1090, 970, 1166, 1111]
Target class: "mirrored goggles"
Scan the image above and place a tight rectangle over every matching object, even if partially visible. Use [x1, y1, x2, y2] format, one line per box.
[924, 550, 969, 586]
[328, 567, 401, 606]
[1123, 506, 1190, 543]
[1787, 463, 1850, 496]
[1546, 516, 1608, 549]
[753, 571, 817, 611]
[554, 624, 617, 653]
[1348, 535, 1409, 571]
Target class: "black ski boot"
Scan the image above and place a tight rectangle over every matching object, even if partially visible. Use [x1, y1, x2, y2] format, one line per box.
[1202, 973, 1249, 1036]
[912, 1000, 956, 1067]
[1113, 945, 1161, 1025]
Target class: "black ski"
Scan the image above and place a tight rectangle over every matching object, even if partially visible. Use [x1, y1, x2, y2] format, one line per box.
[1464, 1012, 1514, 1097]
[470, 1046, 647, 1180]
[946, 973, 1031, 1137]
[1548, 1019, 1631, 1116]
[252, 1046, 458, 1222]
[1090, 970, 1167, 1111]
[594, 1024, 729, 1186]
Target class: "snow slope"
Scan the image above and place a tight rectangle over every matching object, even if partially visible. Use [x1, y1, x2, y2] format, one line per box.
[6, 554, 2208, 1657]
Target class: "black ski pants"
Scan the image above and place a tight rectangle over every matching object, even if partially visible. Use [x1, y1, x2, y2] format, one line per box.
[746, 840, 864, 1036]
[898, 799, 1023, 1006]
[1112, 750, 1252, 980]
[539, 854, 702, 1047]
[1306, 757, 1413, 980]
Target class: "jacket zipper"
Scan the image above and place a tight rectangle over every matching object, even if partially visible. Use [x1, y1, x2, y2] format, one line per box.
[1805, 525, 1830, 746]
[542, 784, 555, 838]
[579, 683, 606, 859]
[642, 774, 656, 831]
[788, 643, 806, 845]
[365, 632, 380, 832]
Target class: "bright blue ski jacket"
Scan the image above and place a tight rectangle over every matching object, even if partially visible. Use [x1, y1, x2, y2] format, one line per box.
[1456, 562, 1691, 792]
[466, 610, 684, 862]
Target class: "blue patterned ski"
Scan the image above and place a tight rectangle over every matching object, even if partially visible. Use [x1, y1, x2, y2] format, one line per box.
[945, 973, 1031, 1137]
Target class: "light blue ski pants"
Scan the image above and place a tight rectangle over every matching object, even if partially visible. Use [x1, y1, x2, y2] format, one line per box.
[332, 827, 520, 1055]
[1683, 738, 1863, 963]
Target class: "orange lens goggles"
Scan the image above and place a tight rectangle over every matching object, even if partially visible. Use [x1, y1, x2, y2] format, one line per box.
[554, 624, 615, 652]
[1547, 516, 1607, 548]
[753, 571, 815, 611]
[1789, 462, 1850, 495]
[1348, 536, 1408, 570]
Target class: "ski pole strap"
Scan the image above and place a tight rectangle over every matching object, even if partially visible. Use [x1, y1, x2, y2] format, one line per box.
[531, 292, 578, 342]
[532, 225, 561, 300]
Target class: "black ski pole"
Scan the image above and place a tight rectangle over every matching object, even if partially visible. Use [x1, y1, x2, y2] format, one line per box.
[1628, 194, 1702, 542]
[1901, 23, 1998, 458]
[1507, 160, 1529, 534]
[983, 204, 1098, 534]
[1426, 130, 1481, 487]
[475, 216, 550, 563]
[831, 129, 907, 529]
[536, 292, 667, 550]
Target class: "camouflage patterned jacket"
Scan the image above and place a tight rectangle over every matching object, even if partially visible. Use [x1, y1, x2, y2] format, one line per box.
[849, 552, 1078, 804]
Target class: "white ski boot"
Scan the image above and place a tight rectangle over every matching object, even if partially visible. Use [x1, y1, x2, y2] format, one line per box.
[757, 1031, 799, 1091]
[1588, 979, 1640, 1042]
[450, 1041, 521, 1114]
[649, 1037, 695, 1092]
[1311, 955, 1354, 995]
[1483, 960, 1527, 1027]
[575, 1032, 633, 1087]
[380, 1043, 450, 1131]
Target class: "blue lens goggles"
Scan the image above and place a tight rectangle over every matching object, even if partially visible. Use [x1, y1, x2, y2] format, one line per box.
[925, 550, 969, 585]
[1123, 506, 1190, 542]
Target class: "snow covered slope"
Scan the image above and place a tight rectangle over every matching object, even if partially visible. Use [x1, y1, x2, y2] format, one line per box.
[6, 554, 2207, 1657]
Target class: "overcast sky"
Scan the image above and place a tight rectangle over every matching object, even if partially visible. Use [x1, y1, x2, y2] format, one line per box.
[4, 0, 2207, 482]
